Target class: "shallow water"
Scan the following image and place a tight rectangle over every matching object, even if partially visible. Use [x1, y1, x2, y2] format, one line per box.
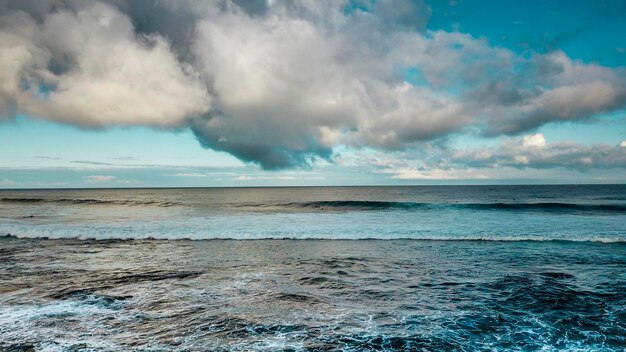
[0, 238, 625, 351]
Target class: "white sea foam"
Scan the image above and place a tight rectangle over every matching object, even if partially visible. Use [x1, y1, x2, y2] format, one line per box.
[0, 298, 124, 351]
[2, 186, 625, 243]
[1, 224, 624, 243]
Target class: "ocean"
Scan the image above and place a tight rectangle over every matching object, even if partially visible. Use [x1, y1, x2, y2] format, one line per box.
[0, 185, 624, 351]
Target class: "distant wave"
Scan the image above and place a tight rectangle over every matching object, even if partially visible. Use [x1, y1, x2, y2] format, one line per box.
[0, 197, 181, 207]
[274, 200, 424, 210]
[461, 202, 626, 212]
[4, 197, 625, 213]
[1, 233, 624, 243]
[241, 200, 626, 213]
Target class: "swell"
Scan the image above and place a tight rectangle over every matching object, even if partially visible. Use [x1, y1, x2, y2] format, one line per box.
[244, 200, 626, 213]
[2, 233, 624, 243]
[1, 197, 182, 207]
[463, 202, 626, 212]
[3, 197, 625, 213]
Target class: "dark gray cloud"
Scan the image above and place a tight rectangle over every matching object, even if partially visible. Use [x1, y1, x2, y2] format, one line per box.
[190, 117, 333, 169]
[1, 0, 625, 169]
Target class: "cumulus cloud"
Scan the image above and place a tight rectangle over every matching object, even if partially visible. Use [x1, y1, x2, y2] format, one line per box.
[0, 1, 210, 127]
[341, 132, 626, 180]
[1, 0, 625, 169]
[83, 175, 116, 183]
[451, 134, 626, 171]
[522, 133, 546, 148]
[235, 174, 324, 181]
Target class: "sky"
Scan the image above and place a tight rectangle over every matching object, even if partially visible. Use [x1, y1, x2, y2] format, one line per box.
[0, 0, 625, 188]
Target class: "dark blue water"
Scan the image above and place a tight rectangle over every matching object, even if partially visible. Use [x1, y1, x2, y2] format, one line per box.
[0, 185, 625, 350]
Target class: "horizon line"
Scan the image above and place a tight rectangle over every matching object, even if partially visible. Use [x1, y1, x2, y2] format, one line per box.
[1, 183, 625, 191]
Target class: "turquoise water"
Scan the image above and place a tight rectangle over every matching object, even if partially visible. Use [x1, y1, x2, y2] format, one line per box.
[1, 185, 625, 241]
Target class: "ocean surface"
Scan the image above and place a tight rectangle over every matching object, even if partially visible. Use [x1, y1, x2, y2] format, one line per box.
[0, 185, 625, 351]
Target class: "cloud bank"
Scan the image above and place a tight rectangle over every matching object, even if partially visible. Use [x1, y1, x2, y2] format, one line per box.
[349, 133, 626, 180]
[1, 0, 626, 169]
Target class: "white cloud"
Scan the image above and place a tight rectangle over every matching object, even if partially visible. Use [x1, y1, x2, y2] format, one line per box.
[453, 137, 626, 171]
[1, 2, 210, 127]
[169, 173, 208, 178]
[342, 133, 626, 181]
[235, 175, 324, 181]
[388, 168, 488, 180]
[0, 178, 17, 186]
[1, 1, 625, 170]
[83, 175, 116, 183]
[522, 133, 546, 148]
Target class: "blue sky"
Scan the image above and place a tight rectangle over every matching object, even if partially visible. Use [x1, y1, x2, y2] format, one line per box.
[0, 0, 625, 187]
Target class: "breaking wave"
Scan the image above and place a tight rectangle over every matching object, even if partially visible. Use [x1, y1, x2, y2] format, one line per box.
[1, 197, 182, 207]
[241, 200, 626, 213]
[3, 196, 625, 214]
[2, 233, 624, 243]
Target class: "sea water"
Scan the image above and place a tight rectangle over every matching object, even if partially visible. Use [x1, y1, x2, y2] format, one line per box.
[0, 185, 624, 350]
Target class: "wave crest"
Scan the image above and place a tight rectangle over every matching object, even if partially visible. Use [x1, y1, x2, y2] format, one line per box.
[2, 233, 624, 243]
[241, 200, 626, 213]
[1, 197, 181, 207]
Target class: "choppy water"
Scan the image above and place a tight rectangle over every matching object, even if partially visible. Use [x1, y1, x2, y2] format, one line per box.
[0, 185, 625, 351]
